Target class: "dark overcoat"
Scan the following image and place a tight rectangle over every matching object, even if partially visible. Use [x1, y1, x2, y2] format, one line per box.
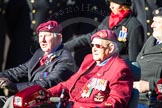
[136, 36, 162, 105]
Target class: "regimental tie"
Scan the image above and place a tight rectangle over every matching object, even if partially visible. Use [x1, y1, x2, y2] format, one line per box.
[39, 55, 48, 66]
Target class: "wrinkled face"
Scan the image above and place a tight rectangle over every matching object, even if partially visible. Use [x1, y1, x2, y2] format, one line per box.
[109, 2, 122, 14]
[151, 16, 162, 41]
[91, 38, 114, 64]
[38, 32, 62, 54]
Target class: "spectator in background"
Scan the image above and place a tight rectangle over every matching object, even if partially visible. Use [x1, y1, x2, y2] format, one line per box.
[132, 0, 162, 41]
[133, 7, 162, 108]
[0, 20, 76, 107]
[4, 0, 35, 69]
[0, 0, 8, 71]
[59, 0, 110, 67]
[64, 0, 144, 65]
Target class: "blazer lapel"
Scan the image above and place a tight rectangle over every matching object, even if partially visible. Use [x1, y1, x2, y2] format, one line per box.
[30, 48, 63, 81]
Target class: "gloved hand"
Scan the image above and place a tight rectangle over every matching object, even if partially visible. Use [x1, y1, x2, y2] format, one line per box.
[0, 78, 18, 96]
[0, 78, 11, 89]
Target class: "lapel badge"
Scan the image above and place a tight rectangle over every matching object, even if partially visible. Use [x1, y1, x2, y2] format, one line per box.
[50, 55, 56, 62]
[97, 73, 101, 77]
[45, 55, 56, 65]
[94, 92, 104, 102]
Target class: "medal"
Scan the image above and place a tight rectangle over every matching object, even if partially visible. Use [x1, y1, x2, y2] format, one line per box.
[95, 79, 107, 91]
[81, 84, 93, 98]
[81, 78, 108, 98]
[118, 26, 128, 42]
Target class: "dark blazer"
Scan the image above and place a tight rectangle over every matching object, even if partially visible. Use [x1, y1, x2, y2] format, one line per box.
[0, 45, 77, 91]
[136, 36, 162, 104]
[65, 13, 144, 62]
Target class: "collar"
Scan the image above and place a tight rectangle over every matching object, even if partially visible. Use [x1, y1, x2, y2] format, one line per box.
[157, 40, 162, 44]
[97, 57, 112, 66]
[48, 44, 62, 58]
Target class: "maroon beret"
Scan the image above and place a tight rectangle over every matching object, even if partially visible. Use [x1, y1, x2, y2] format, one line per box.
[36, 20, 62, 34]
[91, 29, 117, 42]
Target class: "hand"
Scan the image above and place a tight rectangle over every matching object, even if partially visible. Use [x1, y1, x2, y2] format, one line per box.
[0, 78, 18, 96]
[0, 78, 12, 89]
[133, 80, 149, 93]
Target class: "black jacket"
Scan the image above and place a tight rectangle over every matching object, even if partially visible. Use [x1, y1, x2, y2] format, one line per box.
[0, 45, 77, 91]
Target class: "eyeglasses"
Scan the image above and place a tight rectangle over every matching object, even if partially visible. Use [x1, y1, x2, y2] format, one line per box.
[90, 43, 106, 49]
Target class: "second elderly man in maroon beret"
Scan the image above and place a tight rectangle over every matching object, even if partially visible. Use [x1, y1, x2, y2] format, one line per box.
[0, 20, 77, 107]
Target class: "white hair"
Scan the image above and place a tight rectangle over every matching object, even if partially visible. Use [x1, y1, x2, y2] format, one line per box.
[111, 41, 119, 54]
[53, 33, 62, 43]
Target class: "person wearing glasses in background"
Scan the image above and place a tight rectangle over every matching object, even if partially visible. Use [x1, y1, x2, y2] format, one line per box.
[45, 29, 133, 108]
[0, 20, 77, 107]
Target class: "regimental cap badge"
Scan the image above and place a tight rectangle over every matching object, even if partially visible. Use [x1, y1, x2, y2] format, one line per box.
[46, 24, 54, 30]
[155, 9, 159, 15]
[153, 7, 162, 16]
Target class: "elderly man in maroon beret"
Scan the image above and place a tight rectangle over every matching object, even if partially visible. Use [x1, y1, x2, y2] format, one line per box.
[0, 20, 77, 107]
[44, 29, 133, 108]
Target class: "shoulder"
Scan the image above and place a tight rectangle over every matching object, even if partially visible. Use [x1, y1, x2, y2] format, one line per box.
[84, 54, 93, 60]
[128, 16, 142, 26]
[147, 36, 155, 41]
[33, 48, 44, 55]
[114, 56, 128, 66]
[79, 54, 94, 65]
